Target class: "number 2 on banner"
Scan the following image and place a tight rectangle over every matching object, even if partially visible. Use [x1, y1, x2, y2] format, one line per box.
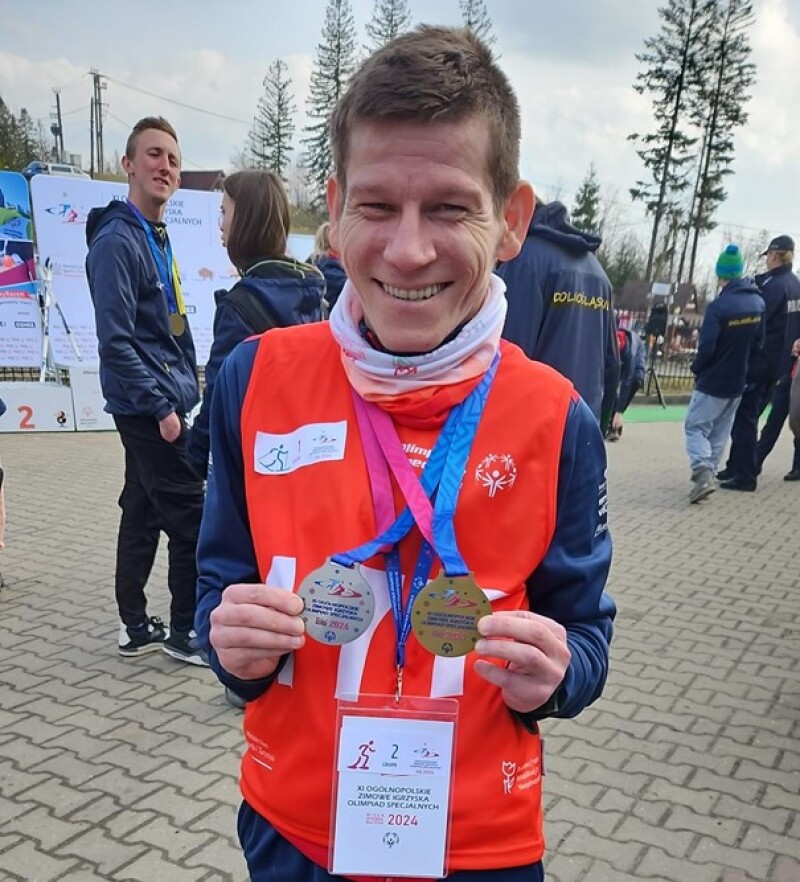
[17, 405, 35, 430]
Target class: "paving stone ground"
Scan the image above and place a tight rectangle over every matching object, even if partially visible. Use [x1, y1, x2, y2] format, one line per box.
[0, 419, 797, 882]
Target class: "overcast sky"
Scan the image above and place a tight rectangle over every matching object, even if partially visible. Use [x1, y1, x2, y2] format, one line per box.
[2, 0, 798, 276]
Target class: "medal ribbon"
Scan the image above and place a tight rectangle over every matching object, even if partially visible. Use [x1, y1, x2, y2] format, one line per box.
[126, 200, 185, 318]
[338, 353, 500, 667]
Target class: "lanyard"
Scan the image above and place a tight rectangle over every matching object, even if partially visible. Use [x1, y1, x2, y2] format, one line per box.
[338, 353, 500, 669]
[126, 200, 183, 316]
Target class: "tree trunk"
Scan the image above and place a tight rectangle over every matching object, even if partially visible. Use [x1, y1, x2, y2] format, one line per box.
[645, 0, 701, 282]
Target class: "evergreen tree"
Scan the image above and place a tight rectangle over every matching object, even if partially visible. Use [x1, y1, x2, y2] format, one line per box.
[302, 0, 358, 208]
[0, 97, 46, 169]
[572, 164, 602, 234]
[459, 0, 496, 47]
[628, 0, 718, 280]
[684, 0, 755, 283]
[365, 0, 412, 51]
[248, 59, 296, 181]
[600, 234, 647, 294]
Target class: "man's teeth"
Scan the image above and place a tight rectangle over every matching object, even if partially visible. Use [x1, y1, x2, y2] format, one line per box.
[382, 283, 445, 301]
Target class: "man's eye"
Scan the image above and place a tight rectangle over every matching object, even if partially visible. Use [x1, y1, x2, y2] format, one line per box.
[360, 203, 392, 214]
[437, 204, 466, 214]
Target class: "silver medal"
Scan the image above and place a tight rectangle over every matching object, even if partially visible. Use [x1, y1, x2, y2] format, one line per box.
[297, 559, 375, 646]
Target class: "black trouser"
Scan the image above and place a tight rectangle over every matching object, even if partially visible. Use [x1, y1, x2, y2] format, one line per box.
[724, 377, 775, 484]
[113, 415, 204, 631]
[756, 374, 800, 474]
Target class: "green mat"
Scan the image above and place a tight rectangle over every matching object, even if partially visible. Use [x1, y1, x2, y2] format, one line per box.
[624, 404, 687, 423]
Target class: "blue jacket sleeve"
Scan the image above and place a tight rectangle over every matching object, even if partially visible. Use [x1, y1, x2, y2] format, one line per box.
[86, 230, 173, 420]
[692, 305, 720, 376]
[186, 297, 252, 477]
[522, 395, 615, 721]
[195, 338, 279, 702]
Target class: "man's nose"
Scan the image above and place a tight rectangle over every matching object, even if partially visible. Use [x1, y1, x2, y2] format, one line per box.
[383, 210, 436, 271]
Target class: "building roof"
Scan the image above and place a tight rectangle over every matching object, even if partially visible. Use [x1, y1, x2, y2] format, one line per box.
[179, 170, 226, 191]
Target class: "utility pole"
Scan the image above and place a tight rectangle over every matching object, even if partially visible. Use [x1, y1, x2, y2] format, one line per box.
[50, 88, 64, 162]
[89, 99, 95, 178]
[90, 69, 107, 174]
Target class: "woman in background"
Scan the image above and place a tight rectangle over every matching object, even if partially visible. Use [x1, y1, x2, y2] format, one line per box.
[187, 170, 324, 478]
[311, 221, 347, 312]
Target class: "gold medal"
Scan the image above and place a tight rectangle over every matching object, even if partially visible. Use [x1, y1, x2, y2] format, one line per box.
[297, 559, 375, 646]
[412, 572, 490, 657]
[169, 312, 186, 336]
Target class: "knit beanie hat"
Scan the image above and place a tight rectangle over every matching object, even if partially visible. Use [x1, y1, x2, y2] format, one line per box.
[716, 244, 744, 280]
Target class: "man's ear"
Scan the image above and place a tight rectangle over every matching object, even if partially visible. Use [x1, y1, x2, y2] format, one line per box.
[326, 176, 343, 253]
[121, 154, 133, 176]
[495, 181, 535, 263]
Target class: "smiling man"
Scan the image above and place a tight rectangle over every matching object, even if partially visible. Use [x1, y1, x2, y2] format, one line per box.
[196, 27, 614, 882]
[86, 117, 206, 667]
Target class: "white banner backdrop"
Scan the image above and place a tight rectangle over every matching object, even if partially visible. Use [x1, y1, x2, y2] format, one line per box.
[29, 176, 235, 368]
[0, 382, 75, 433]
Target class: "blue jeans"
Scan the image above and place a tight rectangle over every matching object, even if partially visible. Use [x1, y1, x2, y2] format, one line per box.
[238, 801, 545, 881]
[685, 390, 741, 476]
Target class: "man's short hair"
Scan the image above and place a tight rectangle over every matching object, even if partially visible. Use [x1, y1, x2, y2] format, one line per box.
[330, 25, 520, 212]
[125, 116, 179, 159]
[222, 170, 290, 271]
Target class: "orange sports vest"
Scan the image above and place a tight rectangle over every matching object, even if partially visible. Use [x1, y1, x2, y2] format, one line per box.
[239, 324, 573, 872]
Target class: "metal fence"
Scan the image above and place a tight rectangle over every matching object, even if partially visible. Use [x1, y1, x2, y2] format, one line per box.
[619, 309, 699, 397]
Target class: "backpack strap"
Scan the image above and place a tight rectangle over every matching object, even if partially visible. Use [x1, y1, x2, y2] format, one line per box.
[224, 283, 280, 335]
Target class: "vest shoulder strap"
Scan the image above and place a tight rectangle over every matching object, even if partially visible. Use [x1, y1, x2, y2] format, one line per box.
[226, 285, 279, 335]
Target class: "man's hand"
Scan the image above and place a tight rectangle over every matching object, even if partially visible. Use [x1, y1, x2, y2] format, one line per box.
[473, 611, 571, 713]
[158, 412, 182, 443]
[791, 338, 800, 358]
[209, 584, 306, 681]
[611, 412, 624, 432]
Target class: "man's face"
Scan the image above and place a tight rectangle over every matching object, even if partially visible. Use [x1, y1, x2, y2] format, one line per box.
[123, 128, 180, 218]
[765, 250, 781, 271]
[328, 116, 532, 353]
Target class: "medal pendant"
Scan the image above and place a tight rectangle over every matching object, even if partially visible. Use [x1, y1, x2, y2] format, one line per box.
[297, 559, 375, 646]
[169, 313, 186, 336]
[412, 572, 490, 657]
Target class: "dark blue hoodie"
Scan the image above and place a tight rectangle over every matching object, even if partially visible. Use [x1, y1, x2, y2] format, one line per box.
[186, 257, 324, 476]
[313, 254, 347, 311]
[85, 200, 199, 420]
[496, 201, 618, 424]
[755, 263, 800, 378]
[692, 278, 765, 398]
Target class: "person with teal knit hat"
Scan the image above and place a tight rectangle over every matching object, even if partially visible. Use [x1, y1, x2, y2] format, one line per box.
[684, 244, 765, 503]
[716, 243, 745, 279]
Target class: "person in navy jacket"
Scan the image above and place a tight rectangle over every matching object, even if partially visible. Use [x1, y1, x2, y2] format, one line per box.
[718, 235, 790, 490]
[496, 199, 619, 429]
[185, 170, 324, 479]
[684, 245, 764, 503]
[746, 236, 800, 486]
[85, 116, 206, 666]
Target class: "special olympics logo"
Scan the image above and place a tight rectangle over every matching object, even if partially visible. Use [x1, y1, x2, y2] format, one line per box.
[475, 453, 517, 498]
[382, 832, 400, 848]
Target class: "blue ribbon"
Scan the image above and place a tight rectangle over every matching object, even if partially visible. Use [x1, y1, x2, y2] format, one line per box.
[126, 200, 179, 316]
[334, 353, 500, 667]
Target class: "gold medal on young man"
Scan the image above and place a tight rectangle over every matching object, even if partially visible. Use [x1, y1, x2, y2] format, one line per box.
[169, 312, 186, 336]
[412, 572, 490, 657]
[297, 559, 375, 646]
